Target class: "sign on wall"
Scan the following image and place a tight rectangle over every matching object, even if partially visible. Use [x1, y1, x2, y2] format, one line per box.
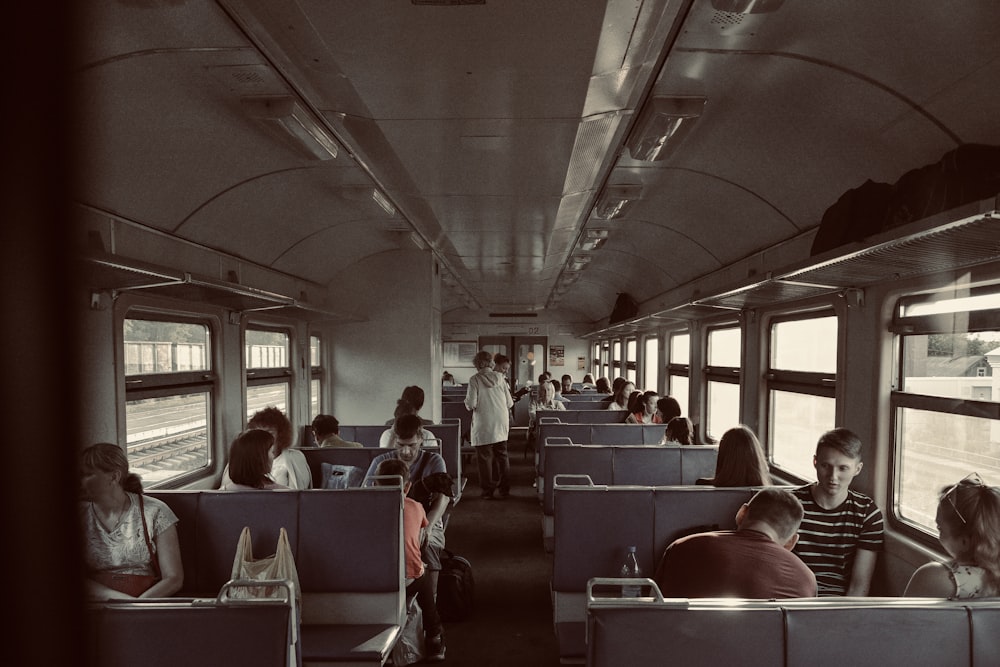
[550, 345, 565, 366]
[444, 341, 478, 367]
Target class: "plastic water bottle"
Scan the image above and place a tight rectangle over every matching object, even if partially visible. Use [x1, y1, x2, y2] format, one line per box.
[620, 546, 642, 598]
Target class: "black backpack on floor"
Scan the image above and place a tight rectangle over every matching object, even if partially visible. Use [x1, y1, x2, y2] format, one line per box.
[437, 549, 474, 621]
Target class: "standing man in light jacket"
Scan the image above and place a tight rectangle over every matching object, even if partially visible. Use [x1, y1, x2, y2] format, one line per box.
[465, 350, 514, 499]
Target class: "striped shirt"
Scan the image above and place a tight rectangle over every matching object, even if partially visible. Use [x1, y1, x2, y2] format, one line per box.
[792, 485, 884, 596]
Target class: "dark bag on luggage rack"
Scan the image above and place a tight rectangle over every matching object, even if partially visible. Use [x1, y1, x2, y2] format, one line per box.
[436, 548, 474, 621]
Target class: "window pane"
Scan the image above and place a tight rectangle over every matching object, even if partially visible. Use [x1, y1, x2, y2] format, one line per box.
[247, 383, 289, 419]
[310, 335, 321, 367]
[669, 374, 689, 416]
[708, 327, 741, 367]
[670, 333, 690, 365]
[901, 332, 1000, 398]
[124, 319, 209, 375]
[246, 330, 289, 369]
[771, 316, 838, 373]
[645, 338, 659, 391]
[770, 390, 835, 479]
[897, 407, 1000, 532]
[310, 378, 321, 420]
[626, 339, 637, 363]
[612, 341, 621, 366]
[904, 292, 1000, 317]
[126, 393, 210, 485]
[707, 380, 740, 441]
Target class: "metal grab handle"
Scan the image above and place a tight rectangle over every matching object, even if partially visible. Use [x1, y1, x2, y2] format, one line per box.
[586, 577, 666, 604]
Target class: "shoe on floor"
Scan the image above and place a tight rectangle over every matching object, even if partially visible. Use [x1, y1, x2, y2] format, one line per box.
[425, 634, 446, 662]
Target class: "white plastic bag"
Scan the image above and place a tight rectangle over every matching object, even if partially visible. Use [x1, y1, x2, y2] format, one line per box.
[391, 596, 425, 666]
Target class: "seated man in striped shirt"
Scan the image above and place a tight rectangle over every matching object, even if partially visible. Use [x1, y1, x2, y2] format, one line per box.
[793, 428, 884, 596]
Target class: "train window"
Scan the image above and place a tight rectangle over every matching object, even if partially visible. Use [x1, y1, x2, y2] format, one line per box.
[892, 288, 1000, 535]
[309, 335, 321, 420]
[668, 332, 690, 415]
[123, 318, 213, 486]
[625, 338, 637, 383]
[767, 314, 838, 480]
[644, 336, 659, 392]
[612, 340, 622, 377]
[245, 327, 291, 418]
[705, 326, 741, 441]
[600, 341, 610, 379]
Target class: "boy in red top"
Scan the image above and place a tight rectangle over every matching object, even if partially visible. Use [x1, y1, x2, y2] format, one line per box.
[375, 459, 445, 662]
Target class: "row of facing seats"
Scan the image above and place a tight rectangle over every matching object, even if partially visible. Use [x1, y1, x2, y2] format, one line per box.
[539, 444, 718, 551]
[551, 481, 772, 662]
[586, 583, 1000, 667]
[148, 487, 405, 666]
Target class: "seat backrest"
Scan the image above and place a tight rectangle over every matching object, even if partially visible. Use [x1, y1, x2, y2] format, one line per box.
[552, 486, 655, 592]
[147, 490, 201, 597]
[543, 445, 614, 514]
[587, 603, 785, 667]
[441, 401, 472, 444]
[424, 419, 462, 483]
[784, 604, 971, 667]
[653, 486, 754, 553]
[297, 487, 402, 593]
[590, 424, 646, 445]
[194, 491, 300, 596]
[90, 600, 292, 667]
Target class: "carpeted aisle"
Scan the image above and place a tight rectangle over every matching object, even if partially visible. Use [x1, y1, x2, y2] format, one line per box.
[438, 431, 560, 666]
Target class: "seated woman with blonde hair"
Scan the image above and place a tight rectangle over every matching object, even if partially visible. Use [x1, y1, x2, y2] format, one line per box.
[904, 473, 1000, 598]
[80, 443, 183, 599]
[697, 425, 770, 487]
[221, 429, 290, 490]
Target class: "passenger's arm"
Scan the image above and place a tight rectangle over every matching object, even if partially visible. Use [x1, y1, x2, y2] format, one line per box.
[141, 524, 183, 598]
[845, 548, 878, 596]
[903, 561, 955, 597]
[426, 493, 449, 528]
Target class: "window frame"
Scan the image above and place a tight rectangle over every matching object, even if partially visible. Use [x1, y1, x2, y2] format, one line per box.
[644, 335, 660, 393]
[764, 310, 839, 479]
[889, 285, 1000, 542]
[703, 322, 742, 442]
[309, 333, 323, 420]
[119, 308, 219, 489]
[244, 322, 295, 418]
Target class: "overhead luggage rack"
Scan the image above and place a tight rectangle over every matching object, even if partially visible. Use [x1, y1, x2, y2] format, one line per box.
[584, 196, 1000, 335]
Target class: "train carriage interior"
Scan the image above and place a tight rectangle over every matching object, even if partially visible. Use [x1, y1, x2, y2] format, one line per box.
[7, 0, 1000, 665]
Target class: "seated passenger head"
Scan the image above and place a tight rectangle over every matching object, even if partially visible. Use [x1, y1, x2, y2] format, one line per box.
[582, 373, 595, 385]
[665, 416, 693, 445]
[657, 396, 682, 422]
[80, 442, 143, 497]
[714, 425, 770, 487]
[813, 427, 864, 493]
[473, 350, 495, 370]
[493, 354, 510, 372]
[561, 374, 573, 391]
[640, 390, 659, 413]
[936, 473, 1000, 585]
[375, 458, 411, 491]
[247, 406, 293, 454]
[611, 377, 628, 394]
[311, 414, 339, 441]
[229, 429, 276, 488]
[550, 379, 562, 395]
[537, 380, 555, 402]
[400, 385, 425, 412]
[738, 488, 806, 549]
[392, 413, 425, 465]
[394, 399, 418, 419]
[596, 377, 612, 393]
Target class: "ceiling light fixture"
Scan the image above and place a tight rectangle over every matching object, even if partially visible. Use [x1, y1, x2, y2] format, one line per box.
[242, 96, 339, 160]
[593, 185, 642, 220]
[578, 229, 609, 252]
[568, 254, 592, 271]
[372, 189, 396, 216]
[711, 0, 784, 14]
[626, 96, 706, 162]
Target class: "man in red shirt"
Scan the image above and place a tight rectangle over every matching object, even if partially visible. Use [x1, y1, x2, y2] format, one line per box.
[654, 488, 817, 599]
